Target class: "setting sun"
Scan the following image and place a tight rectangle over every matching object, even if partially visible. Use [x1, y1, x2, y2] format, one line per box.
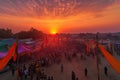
[50, 29, 57, 34]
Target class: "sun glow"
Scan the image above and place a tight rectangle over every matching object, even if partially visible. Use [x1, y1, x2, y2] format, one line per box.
[50, 29, 57, 34]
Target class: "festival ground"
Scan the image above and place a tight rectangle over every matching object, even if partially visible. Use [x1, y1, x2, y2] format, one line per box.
[0, 52, 120, 80]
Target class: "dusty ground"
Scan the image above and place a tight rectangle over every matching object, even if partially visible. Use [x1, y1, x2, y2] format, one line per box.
[0, 53, 120, 80]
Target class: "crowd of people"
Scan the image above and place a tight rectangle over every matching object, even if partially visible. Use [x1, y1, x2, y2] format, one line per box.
[8, 37, 109, 80]
[16, 62, 54, 80]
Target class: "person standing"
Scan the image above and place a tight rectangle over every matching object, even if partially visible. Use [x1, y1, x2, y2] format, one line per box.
[104, 66, 108, 76]
[23, 64, 26, 71]
[35, 63, 41, 80]
[17, 67, 23, 80]
[71, 71, 76, 80]
[76, 77, 78, 80]
[10, 62, 15, 76]
[24, 68, 28, 79]
[84, 68, 88, 77]
[61, 64, 63, 72]
[12, 67, 15, 76]
[51, 76, 54, 80]
[48, 76, 51, 80]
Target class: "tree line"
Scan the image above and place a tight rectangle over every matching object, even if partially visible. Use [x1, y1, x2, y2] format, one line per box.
[0, 28, 46, 40]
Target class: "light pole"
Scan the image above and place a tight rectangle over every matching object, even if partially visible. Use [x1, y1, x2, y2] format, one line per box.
[16, 38, 18, 66]
[96, 32, 100, 80]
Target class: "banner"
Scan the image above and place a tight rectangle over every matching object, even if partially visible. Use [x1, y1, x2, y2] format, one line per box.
[98, 44, 120, 74]
[84, 41, 90, 54]
[0, 42, 17, 70]
[84, 39, 96, 54]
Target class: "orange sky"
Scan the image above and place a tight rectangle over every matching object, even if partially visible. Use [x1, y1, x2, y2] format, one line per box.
[0, 0, 120, 34]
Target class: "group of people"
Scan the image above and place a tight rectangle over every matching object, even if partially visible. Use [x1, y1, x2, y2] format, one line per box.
[70, 67, 108, 80]
[8, 37, 109, 80]
[16, 62, 54, 80]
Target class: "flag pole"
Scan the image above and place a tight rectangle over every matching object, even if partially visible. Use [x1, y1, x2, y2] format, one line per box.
[96, 32, 100, 80]
[15, 37, 19, 80]
[16, 38, 19, 67]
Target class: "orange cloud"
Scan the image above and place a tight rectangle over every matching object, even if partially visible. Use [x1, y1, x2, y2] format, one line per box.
[0, 0, 119, 33]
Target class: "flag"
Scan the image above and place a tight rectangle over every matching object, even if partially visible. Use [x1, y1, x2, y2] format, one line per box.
[0, 42, 17, 70]
[99, 44, 120, 74]
[84, 40, 90, 54]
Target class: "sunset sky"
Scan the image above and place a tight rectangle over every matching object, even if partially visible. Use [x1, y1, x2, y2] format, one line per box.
[0, 0, 120, 34]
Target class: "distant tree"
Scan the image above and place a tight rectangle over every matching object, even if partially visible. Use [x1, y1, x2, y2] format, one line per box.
[14, 31, 30, 39]
[14, 27, 46, 39]
[0, 28, 13, 38]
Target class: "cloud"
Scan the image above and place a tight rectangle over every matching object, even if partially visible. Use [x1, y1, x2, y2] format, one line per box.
[0, 0, 117, 18]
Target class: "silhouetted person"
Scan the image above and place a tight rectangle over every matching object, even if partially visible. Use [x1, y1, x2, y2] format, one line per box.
[84, 68, 88, 77]
[104, 66, 108, 76]
[10, 63, 15, 76]
[61, 64, 63, 72]
[51, 76, 53, 80]
[71, 71, 76, 80]
[17, 67, 23, 80]
[35, 63, 41, 80]
[76, 77, 78, 80]
[23, 64, 26, 71]
[12, 68, 15, 76]
[48, 76, 51, 80]
[24, 68, 28, 79]
[44, 75, 47, 80]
